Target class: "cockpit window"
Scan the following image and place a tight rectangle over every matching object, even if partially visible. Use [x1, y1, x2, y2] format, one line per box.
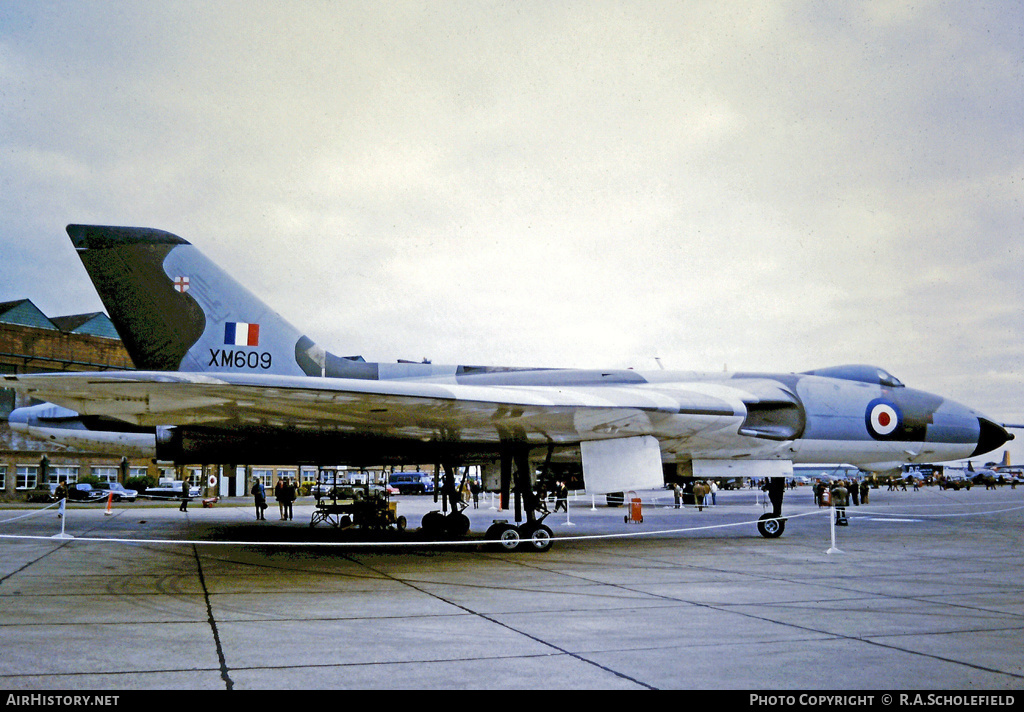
[802, 365, 905, 387]
[876, 368, 904, 388]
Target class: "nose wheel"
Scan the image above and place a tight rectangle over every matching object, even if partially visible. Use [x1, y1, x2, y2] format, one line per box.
[757, 513, 786, 538]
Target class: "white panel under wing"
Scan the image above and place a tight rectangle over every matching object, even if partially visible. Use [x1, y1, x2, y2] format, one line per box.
[692, 459, 793, 479]
[581, 436, 664, 494]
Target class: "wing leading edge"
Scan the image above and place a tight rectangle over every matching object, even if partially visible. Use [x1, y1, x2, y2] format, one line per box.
[2, 370, 745, 442]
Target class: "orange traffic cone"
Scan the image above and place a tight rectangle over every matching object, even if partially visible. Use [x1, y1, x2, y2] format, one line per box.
[104, 492, 114, 516]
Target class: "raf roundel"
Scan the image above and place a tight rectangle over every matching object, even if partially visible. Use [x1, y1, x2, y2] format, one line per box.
[866, 399, 901, 438]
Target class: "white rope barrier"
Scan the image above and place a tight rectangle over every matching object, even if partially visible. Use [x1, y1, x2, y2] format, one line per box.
[0, 497, 1020, 550]
[0, 507, 835, 548]
[843, 503, 1024, 518]
[0, 499, 64, 524]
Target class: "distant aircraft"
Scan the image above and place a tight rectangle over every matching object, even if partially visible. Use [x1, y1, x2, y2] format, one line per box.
[9, 402, 155, 458]
[5, 224, 1015, 547]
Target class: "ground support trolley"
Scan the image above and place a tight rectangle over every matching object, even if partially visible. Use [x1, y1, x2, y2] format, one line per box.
[309, 499, 357, 529]
[625, 491, 643, 523]
[309, 493, 407, 532]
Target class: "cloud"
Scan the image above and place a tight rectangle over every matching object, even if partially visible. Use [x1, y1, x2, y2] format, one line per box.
[1, 0, 1021, 423]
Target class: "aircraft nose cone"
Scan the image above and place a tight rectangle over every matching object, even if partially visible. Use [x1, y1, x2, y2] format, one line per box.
[8, 407, 29, 431]
[971, 418, 1013, 458]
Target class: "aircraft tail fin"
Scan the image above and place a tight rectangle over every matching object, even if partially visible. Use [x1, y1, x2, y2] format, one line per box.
[66, 225, 372, 378]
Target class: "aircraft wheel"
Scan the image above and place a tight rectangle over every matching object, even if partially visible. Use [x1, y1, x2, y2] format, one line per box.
[421, 510, 445, 538]
[519, 523, 553, 552]
[396, 515, 407, 532]
[444, 512, 471, 537]
[486, 522, 521, 552]
[757, 513, 785, 538]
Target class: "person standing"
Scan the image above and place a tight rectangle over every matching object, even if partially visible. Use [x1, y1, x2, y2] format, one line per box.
[693, 481, 708, 511]
[282, 478, 296, 521]
[179, 478, 190, 512]
[251, 478, 267, 520]
[274, 476, 285, 520]
[55, 478, 68, 518]
[831, 480, 849, 526]
[554, 481, 568, 512]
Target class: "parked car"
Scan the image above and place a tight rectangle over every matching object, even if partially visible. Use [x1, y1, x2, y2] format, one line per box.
[25, 483, 57, 502]
[310, 477, 344, 499]
[388, 472, 435, 494]
[141, 483, 201, 499]
[67, 483, 107, 502]
[91, 482, 138, 502]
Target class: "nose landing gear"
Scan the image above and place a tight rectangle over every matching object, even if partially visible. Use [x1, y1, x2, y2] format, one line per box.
[758, 477, 787, 538]
[757, 513, 786, 538]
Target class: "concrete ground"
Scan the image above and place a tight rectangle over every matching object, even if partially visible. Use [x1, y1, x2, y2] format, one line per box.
[1, 484, 1022, 691]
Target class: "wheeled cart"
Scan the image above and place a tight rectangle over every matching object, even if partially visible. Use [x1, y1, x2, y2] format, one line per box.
[310, 490, 406, 532]
[625, 491, 643, 523]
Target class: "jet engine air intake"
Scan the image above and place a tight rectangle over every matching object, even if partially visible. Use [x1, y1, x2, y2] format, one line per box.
[738, 400, 805, 441]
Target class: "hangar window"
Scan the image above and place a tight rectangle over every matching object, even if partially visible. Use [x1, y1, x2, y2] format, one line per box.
[16, 465, 38, 490]
[92, 466, 119, 483]
[252, 468, 274, 489]
[187, 467, 204, 485]
[50, 465, 79, 484]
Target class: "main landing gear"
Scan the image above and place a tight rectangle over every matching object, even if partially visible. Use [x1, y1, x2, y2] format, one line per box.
[483, 442, 557, 552]
[418, 461, 475, 540]
[485, 517, 554, 553]
[420, 508, 471, 538]
[419, 447, 557, 552]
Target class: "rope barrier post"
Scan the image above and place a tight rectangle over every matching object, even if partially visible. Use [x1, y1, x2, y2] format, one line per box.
[826, 506, 843, 555]
[564, 491, 574, 526]
[52, 499, 73, 540]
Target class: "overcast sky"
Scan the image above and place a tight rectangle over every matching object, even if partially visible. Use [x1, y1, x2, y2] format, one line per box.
[2, 2, 1022, 443]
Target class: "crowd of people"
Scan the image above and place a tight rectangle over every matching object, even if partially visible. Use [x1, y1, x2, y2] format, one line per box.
[671, 479, 719, 510]
[813, 478, 869, 508]
[249, 476, 298, 520]
[239, 468, 1020, 523]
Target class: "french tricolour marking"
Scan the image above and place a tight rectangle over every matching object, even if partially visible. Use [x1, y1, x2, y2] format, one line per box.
[225, 322, 260, 347]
